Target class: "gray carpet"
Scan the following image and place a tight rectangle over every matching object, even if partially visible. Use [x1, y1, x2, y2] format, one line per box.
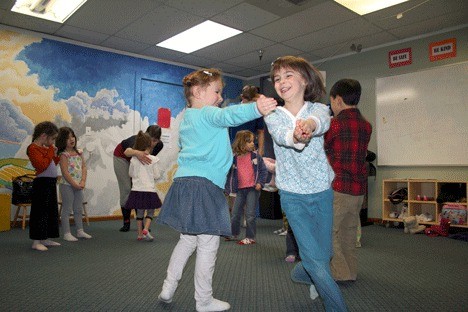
[0, 219, 467, 312]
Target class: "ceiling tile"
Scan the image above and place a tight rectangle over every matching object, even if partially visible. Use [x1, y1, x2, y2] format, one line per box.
[100, 36, 152, 54]
[66, 0, 165, 35]
[1, 12, 62, 34]
[54, 25, 109, 45]
[388, 11, 468, 40]
[140, 45, 186, 62]
[164, 0, 242, 18]
[284, 17, 382, 51]
[365, 0, 468, 30]
[250, 1, 356, 42]
[225, 43, 303, 68]
[192, 32, 275, 61]
[212, 3, 279, 31]
[0, 0, 14, 10]
[115, 5, 203, 44]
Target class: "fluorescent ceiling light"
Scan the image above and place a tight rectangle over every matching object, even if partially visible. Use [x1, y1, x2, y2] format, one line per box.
[334, 0, 409, 15]
[157, 20, 242, 54]
[11, 0, 87, 23]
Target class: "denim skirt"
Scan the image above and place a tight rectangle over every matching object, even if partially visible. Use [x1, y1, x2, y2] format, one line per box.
[157, 176, 231, 236]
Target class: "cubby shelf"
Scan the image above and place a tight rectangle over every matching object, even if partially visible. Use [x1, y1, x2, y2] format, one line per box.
[382, 179, 467, 228]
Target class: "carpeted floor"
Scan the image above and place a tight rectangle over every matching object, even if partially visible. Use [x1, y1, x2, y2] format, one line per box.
[0, 218, 467, 312]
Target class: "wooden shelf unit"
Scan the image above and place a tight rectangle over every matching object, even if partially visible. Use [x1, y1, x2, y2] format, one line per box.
[382, 179, 467, 228]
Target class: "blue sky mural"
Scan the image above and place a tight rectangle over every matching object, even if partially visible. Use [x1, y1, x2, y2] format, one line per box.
[17, 38, 243, 123]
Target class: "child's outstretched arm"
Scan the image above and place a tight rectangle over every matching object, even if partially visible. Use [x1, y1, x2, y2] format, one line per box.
[255, 95, 277, 116]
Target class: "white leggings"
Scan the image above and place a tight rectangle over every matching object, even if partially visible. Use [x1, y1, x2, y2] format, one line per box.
[164, 234, 220, 304]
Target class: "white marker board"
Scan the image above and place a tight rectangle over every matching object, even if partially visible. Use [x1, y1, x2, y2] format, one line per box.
[376, 62, 468, 166]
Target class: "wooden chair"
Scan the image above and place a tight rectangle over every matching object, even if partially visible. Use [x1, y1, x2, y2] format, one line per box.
[13, 203, 31, 230]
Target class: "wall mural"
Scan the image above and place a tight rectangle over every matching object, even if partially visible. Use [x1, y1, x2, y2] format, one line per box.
[0, 29, 243, 218]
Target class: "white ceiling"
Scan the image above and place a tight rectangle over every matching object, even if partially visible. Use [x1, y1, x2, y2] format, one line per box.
[0, 0, 467, 79]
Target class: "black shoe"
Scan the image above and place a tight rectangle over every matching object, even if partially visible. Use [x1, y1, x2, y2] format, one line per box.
[119, 224, 130, 232]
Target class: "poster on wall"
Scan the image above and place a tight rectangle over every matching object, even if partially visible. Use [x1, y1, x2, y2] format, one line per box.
[429, 38, 456, 62]
[158, 107, 171, 128]
[388, 48, 412, 68]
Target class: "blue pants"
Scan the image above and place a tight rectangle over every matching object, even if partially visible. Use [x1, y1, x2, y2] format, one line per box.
[231, 187, 259, 239]
[280, 188, 347, 312]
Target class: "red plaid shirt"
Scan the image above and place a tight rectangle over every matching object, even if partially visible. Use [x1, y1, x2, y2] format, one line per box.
[325, 108, 372, 196]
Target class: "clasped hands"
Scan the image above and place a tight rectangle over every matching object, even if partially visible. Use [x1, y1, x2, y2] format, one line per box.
[294, 119, 316, 144]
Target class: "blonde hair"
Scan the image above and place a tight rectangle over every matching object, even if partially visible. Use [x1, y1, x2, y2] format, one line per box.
[182, 68, 224, 107]
[270, 56, 325, 102]
[232, 130, 254, 155]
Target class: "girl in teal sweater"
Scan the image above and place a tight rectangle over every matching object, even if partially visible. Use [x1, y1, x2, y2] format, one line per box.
[157, 68, 276, 312]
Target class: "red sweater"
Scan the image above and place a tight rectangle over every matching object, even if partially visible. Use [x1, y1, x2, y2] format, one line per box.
[27, 144, 60, 175]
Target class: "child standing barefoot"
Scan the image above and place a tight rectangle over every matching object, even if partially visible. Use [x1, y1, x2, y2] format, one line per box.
[27, 121, 61, 251]
[56, 127, 91, 241]
[225, 130, 268, 245]
[124, 131, 162, 241]
[264, 56, 348, 311]
[157, 68, 276, 312]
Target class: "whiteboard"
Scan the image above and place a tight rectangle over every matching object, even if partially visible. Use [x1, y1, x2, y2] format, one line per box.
[376, 62, 468, 166]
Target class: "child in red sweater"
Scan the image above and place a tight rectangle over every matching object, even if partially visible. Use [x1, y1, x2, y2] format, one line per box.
[27, 121, 61, 251]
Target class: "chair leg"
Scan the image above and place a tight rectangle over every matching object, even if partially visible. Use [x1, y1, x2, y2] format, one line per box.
[21, 205, 27, 230]
[13, 206, 20, 228]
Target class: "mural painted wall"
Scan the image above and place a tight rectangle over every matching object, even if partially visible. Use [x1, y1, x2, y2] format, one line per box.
[0, 29, 243, 219]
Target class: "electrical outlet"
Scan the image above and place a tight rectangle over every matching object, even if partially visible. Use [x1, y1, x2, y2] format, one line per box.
[85, 127, 91, 136]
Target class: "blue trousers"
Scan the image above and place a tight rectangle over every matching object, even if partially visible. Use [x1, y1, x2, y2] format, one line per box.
[231, 187, 259, 239]
[280, 188, 347, 312]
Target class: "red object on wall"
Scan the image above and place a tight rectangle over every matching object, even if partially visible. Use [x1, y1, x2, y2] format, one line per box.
[157, 108, 171, 128]
[388, 48, 412, 68]
[429, 38, 456, 62]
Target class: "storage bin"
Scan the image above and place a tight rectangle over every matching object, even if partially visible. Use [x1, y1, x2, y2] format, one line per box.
[441, 204, 467, 225]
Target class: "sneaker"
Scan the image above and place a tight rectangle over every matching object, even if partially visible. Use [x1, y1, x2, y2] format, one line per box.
[237, 238, 255, 245]
[196, 298, 230, 312]
[158, 280, 178, 304]
[143, 230, 154, 242]
[285, 255, 296, 263]
[63, 233, 78, 242]
[119, 223, 130, 232]
[32, 242, 48, 251]
[224, 236, 238, 241]
[41, 239, 61, 247]
[309, 285, 319, 300]
[77, 230, 92, 239]
[278, 230, 288, 236]
[273, 228, 285, 234]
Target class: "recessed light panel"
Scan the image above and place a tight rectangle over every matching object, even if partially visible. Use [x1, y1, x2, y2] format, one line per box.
[157, 20, 242, 54]
[334, 0, 409, 15]
[11, 0, 87, 23]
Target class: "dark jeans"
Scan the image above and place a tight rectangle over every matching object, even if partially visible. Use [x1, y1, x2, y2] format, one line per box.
[231, 187, 260, 239]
